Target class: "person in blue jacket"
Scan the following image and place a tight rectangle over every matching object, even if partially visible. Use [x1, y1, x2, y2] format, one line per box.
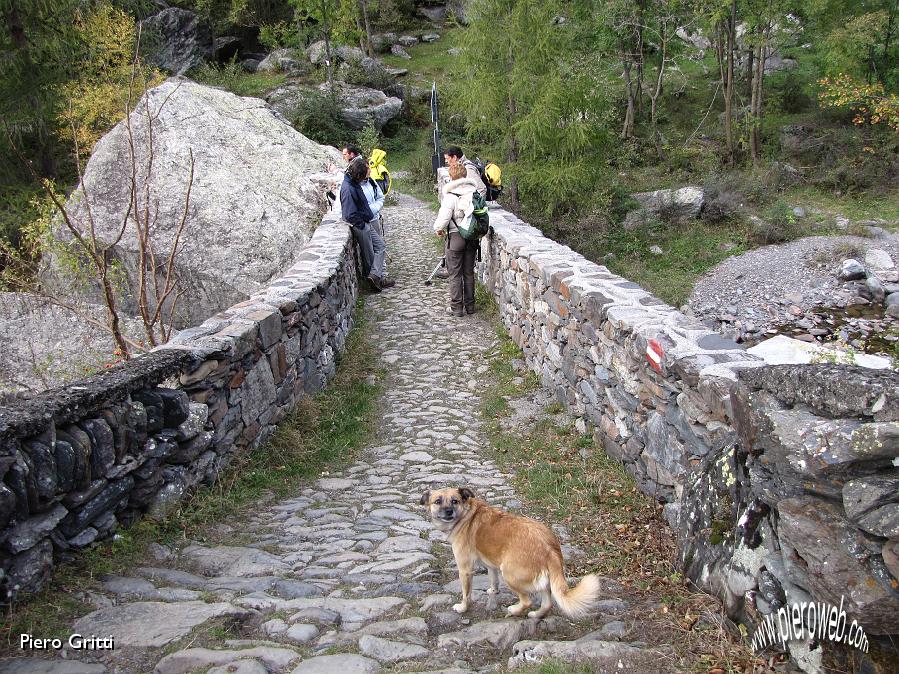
[340, 157, 394, 290]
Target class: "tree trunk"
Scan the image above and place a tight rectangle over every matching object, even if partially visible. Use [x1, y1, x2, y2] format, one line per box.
[649, 7, 668, 160]
[99, 251, 131, 358]
[359, 0, 374, 57]
[881, 4, 896, 86]
[745, 42, 755, 98]
[635, 21, 645, 118]
[724, 0, 736, 165]
[622, 58, 636, 139]
[321, 1, 334, 93]
[750, 27, 768, 164]
[749, 44, 760, 163]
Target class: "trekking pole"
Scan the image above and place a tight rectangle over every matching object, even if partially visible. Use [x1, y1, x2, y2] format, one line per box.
[424, 256, 446, 286]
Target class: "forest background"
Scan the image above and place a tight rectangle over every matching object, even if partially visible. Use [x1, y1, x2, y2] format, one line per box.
[1, 0, 898, 308]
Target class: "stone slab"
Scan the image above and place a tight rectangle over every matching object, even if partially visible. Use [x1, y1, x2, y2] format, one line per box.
[74, 601, 252, 648]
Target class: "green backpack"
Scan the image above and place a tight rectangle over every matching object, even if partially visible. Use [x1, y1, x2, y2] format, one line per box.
[450, 190, 490, 241]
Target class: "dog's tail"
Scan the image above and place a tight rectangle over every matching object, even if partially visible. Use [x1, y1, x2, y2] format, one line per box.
[549, 567, 601, 620]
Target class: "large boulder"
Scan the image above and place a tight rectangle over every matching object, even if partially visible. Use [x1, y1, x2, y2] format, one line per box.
[624, 187, 705, 228]
[0, 293, 145, 394]
[267, 81, 402, 132]
[675, 27, 711, 52]
[322, 81, 403, 131]
[50, 78, 341, 327]
[336, 55, 395, 88]
[778, 497, 898, 634]
[257, 48, 309, 75]
[306, 41, 365, 66]
[370, 33, 397, 53]
[141, 7, 213, 75]
[447, 0, 471, 23]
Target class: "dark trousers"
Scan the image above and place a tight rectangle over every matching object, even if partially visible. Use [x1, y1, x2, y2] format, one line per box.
[446, 232, 478, 312]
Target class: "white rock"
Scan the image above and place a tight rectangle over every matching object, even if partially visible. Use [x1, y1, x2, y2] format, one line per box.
[865, 248, 895, 272]
[746, 335, 891, 370]
[51, 79, 341, 326]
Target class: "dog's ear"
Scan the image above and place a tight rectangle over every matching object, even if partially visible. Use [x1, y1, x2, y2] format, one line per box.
[459, 487, 476, 501]
[419, 490, 431, 506]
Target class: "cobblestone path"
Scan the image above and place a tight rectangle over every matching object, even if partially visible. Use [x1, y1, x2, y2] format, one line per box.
[4, 195, 665, 674]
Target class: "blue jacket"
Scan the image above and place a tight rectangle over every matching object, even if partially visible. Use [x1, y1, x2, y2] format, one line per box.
[340, 173, 374, 229]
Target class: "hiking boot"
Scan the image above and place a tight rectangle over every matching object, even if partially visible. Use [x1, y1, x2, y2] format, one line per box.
[465, 306, 477, 315]
[436, 268, 449, 279]
[446, 307, 463, 317]
[367, 274, 382, 292]
[379, 277, 396, 288]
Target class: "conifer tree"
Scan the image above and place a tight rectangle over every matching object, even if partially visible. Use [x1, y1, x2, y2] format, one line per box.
[453, 0, 614, 216]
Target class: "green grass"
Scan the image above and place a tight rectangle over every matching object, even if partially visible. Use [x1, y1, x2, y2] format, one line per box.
[601, 220, 752, 307]
[191, 61, 287, 98]
[782, 184, 899, 226]
[381, 30, 460, 89]
[1, 302, 383, 655]
[545, 218, 753, 309]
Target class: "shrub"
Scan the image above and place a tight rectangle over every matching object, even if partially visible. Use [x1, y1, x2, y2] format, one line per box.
[339, 60, 394, 92]
[0, 183, 42, 251]
[701, 183, 743, 225]
[408, 153, 436, 191]
[192, 59, 286, 98]
[742, 162, 800, 206]
[356, 117, 380, 158]
[259, 21, 310, 51]
[289, 91, 355, 147]
[767, 68, 814, 114]
[375, 0, 416, 29]
[750, 200, 802, 244]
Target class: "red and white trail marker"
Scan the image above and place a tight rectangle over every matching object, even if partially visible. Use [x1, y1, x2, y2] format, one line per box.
[646, 338, 664, 373]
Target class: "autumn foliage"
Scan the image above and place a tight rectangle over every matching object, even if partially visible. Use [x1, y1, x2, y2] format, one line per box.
[819, 74, 899, 132]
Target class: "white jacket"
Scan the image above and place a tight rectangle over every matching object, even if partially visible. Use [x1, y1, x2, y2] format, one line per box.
[433, 177, 476, 235]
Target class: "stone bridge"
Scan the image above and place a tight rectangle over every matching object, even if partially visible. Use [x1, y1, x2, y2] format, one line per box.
[0, 191, 897, 673]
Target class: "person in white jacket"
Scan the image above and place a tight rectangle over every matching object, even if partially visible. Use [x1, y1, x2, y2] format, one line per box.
[433, 163, 478, 316]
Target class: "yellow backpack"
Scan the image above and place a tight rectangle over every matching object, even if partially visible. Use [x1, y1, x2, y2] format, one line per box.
[368, 148, 392, 195]
[473, 157, 503, 200]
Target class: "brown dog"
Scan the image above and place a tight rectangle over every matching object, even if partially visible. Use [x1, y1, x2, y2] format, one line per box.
[420, 486, 601, 619]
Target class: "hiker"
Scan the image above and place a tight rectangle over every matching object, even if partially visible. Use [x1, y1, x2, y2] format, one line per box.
[443, 145, 487, 198]
[342, 144, 363, 163]
[340, 157, 394, 291]
[359, 158, 394, 288]
[368, 148, 392, 198]
[327, 144, 362, 174]
[326, 144, 364, 204]
[433, 162, 478, 316]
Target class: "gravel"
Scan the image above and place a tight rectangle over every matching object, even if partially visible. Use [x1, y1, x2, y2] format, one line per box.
[686, 235, 899, 345]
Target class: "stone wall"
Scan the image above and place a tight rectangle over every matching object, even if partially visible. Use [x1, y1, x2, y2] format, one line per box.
[0, 212, 357, 600]
[478, 206, 899, 660]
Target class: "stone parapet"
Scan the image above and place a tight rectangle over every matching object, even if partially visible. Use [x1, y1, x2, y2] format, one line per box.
[478, 206, 899, 649]
[0, 211, 357, 599]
